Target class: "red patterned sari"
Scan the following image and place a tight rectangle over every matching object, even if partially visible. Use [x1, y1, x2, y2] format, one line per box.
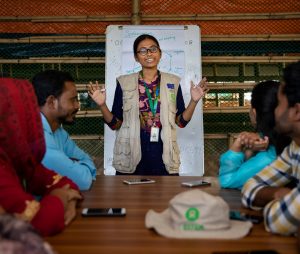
[0, 78, 78, 236]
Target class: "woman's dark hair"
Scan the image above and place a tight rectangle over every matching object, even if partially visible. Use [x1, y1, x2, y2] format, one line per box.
[251, 80, 291, 154]
[282, 61, 300, 107]
[31, 69, 74, 107]
[133, 34, 161, 58]
[0, 214, 55, 254]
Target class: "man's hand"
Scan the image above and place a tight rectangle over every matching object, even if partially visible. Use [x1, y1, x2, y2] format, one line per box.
[274, 187, 291, 199]
[253, 186, 291, 207]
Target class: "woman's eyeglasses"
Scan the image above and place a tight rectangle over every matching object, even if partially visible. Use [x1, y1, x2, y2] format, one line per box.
[137, 46, 159, 56]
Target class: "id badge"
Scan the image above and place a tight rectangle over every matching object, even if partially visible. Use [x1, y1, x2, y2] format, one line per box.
[150, 126, 159, 142]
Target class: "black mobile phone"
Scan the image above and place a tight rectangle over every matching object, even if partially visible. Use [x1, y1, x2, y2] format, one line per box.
[229, 210, 263, 224]
[81, 208, 126, 217]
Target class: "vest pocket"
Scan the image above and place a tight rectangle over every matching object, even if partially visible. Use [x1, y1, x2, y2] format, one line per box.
[171, 131, 180, 163]
[123, 89, 135, 101]
[167, 105, 180, 164]
[114, 136, 130, 154]
[122, 103, 132, 127]
[113, 136, 131, 168]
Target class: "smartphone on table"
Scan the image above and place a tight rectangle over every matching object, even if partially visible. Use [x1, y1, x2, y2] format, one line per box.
[229, 210, 263, 224]
[81, 208, 126, 217]
[181, 180, 211, 187]
[123, 178, 155, 185]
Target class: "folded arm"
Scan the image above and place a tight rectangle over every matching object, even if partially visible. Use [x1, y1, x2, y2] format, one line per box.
[43, 130, 96, 191]
[219, 147, 276, 189]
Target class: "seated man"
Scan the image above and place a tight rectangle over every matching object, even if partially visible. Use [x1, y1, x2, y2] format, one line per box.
[242, 61, 300, 235]
[32, 70, 96, 191]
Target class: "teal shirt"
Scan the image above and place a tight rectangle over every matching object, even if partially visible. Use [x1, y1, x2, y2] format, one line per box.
[219, 145, 277, 189]
[41, 113, 96, 190]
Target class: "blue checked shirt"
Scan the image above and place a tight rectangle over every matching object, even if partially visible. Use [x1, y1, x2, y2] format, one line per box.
[241, 140, 300, 235]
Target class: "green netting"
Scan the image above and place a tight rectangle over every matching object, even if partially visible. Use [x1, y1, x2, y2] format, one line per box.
[63, 117, 104, 135]
[74, 139, 104, 157]
[204, 138, 228, 176]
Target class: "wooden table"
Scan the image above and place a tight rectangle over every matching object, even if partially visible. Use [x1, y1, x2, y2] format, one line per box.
[47, 176, 298, 254]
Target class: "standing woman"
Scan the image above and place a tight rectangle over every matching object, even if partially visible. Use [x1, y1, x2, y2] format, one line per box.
[89, 34, 208, 175]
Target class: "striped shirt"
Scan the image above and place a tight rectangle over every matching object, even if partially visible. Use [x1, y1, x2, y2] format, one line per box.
[241, 140, 300, 235]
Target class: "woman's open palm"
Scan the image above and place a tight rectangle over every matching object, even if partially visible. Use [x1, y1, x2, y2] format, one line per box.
[190, 77, 209, 103]
[88, 81, 106, 106]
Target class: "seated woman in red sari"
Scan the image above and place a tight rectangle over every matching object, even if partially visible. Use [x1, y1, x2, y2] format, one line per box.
[0, 78, 82, 236]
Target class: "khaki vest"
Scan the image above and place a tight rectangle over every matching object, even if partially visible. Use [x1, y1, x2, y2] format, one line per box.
[112, 71, 181, 174]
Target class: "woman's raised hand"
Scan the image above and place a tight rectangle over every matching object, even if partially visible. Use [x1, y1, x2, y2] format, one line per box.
[88, 81, 106, 107]
[190, 77, 209, 103]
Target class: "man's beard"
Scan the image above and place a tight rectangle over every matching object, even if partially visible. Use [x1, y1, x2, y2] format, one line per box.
[58, 110, 78, 125]
[61, 118, 76, 125]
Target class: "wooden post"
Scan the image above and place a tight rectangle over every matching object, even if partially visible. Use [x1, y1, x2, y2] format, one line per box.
[132, 0, 141, 25]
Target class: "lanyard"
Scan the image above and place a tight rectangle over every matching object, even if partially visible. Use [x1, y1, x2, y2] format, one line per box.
[140, 71, 160, 117]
